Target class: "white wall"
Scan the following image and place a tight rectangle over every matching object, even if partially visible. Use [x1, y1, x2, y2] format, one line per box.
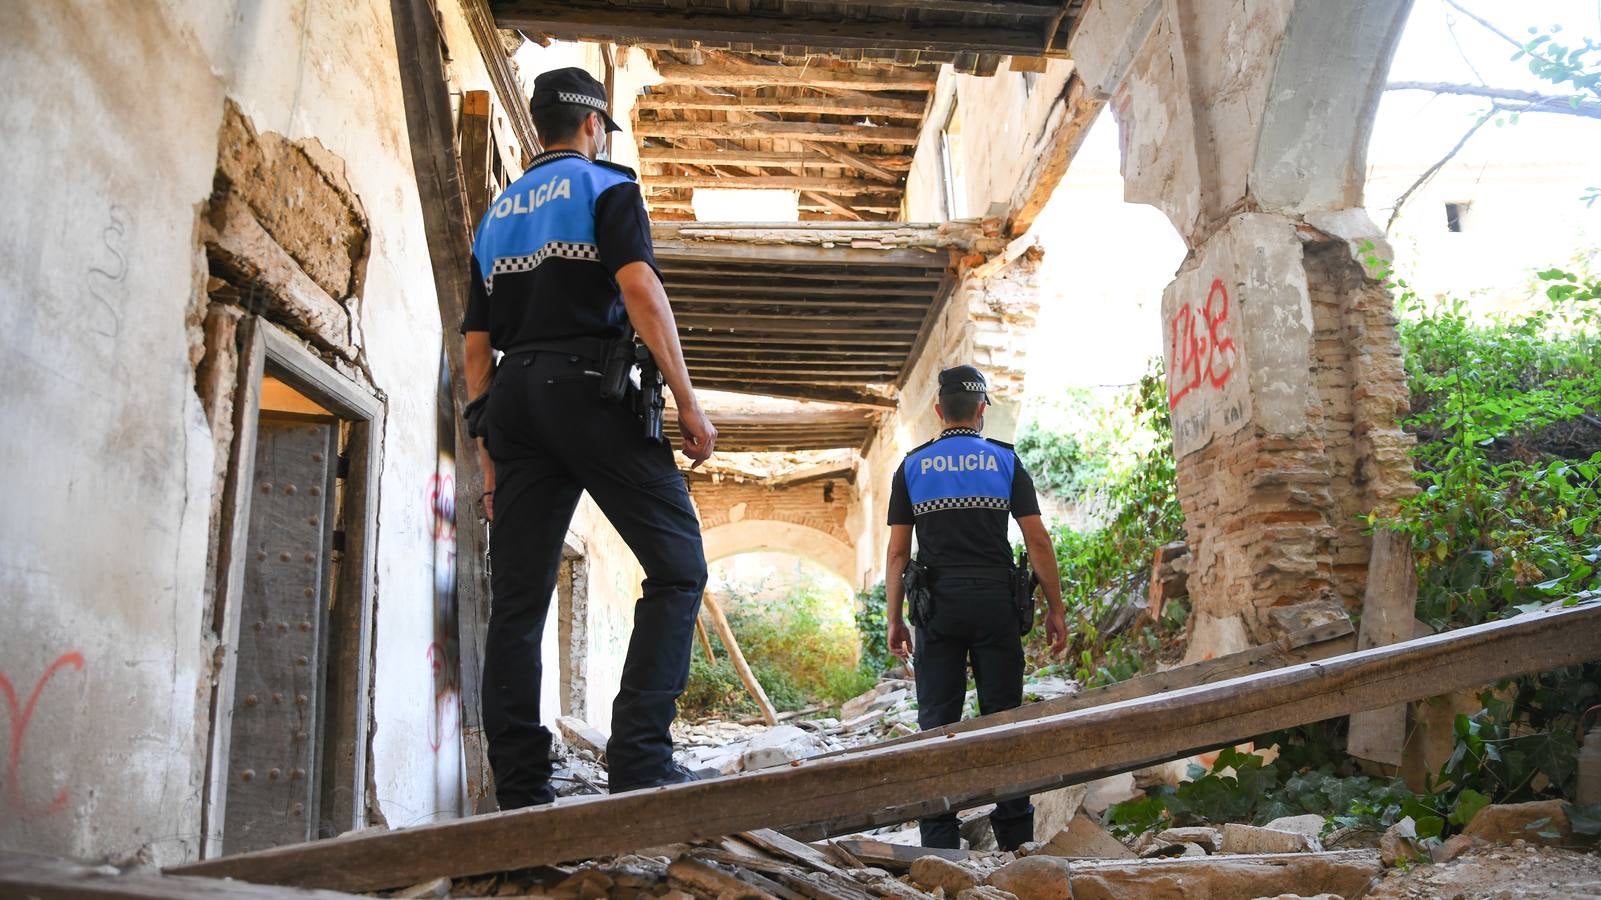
[0, 0, 477, 858]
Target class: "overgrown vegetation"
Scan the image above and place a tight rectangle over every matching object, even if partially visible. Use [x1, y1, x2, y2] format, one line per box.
[681, 571, 877, 720]
[1016, 366, 1188, 687]
[1103, 256, 1601, 842]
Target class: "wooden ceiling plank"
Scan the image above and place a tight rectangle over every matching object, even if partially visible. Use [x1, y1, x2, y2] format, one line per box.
[654, 61, 937, 91]
[653, 239, 947, 268]
[636, 93, 925, 118]
[494, 5, 1061, 56]
[640, 147, 913, 172]
[636, 120, 920, 144]
[645, 174, 897, 192]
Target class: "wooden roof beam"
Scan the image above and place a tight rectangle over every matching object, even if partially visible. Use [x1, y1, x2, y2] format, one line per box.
[171, 602, 1601, 892]
[640, 147, 912, 172]
[654, 61, 938, 91]
[646, 174, 899, 193]
[635, 120, 920, 145]
[493, 5, 1067, 57]
[636, 93, 926, 119]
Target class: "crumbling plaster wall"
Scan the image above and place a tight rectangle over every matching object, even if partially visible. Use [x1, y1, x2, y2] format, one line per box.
[904, 63, 1075, 222]
[1068, 0, 1417, 652]
[853, 251, 1044, 586]
[0, 0, 515, 861]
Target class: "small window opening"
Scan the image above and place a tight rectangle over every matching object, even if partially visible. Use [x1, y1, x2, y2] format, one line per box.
[939, 99, 967, 220]
[1444, 201, 1471, 233]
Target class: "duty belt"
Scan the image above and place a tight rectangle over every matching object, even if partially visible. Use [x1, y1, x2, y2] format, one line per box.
[500, 336, 609, 363]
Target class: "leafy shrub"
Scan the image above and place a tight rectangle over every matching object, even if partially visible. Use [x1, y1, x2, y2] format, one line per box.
[681, 656, 756, 719]
[854, 581, 893, 677]
[1027, 365, 1187, 685]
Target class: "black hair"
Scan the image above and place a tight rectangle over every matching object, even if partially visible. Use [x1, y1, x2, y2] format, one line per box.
[941, 393, 983, 423]
[532, 103, 595, 146]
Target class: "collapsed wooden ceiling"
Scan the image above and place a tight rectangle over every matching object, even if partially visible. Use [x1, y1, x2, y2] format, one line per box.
[493, 0, 1089, 223]
[652, 222, 966, 416]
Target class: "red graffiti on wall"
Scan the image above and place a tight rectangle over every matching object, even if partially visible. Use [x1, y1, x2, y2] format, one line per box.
[1, 652, 85, 815]
[427, 474, 457, 543]
[425, 643, 459, 754]
[1168, 277, 1240, 409]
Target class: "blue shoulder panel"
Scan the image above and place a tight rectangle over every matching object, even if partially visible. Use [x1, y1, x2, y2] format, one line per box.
[471, 156, 634, 293]
[902, 435, 1016, 515]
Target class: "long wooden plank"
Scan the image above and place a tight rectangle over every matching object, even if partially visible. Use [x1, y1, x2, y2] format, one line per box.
[636, 120, 921, 145]
[494, 4, 1063, 57]
[387, 0, 497, 812]
[171, 602, 1601, 893]
[671, 281, 936, 297]
[653, 62, 938, 92]
[648, 175, 903, 193]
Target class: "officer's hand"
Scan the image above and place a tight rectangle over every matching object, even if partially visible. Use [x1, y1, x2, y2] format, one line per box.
[678, 404, 717, 469]
[1045, 607, 1069, 655]
[887, 621, 912, 662]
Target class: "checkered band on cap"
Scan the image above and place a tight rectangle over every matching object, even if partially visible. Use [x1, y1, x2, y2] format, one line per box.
[557, 91, 608, 113]
[961, 381, 985, 392]
[912, 495, 1011, 516]
[483, 240, 599, 292]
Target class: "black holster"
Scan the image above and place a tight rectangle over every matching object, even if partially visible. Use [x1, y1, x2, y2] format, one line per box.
[904, 558, 933, 628]
[1012, 548, 1040, 635]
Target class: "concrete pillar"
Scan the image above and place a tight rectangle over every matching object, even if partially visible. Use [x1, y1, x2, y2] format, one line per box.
[1070, 0, 1417, 649]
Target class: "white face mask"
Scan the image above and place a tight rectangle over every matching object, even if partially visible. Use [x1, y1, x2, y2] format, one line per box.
[591, 115, 610, 161]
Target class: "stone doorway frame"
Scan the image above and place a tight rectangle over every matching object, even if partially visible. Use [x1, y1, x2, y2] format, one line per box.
[201, 316, 384, 857]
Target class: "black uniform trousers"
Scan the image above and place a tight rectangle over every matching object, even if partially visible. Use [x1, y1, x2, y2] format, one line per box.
[483, 350, 707, 808]
[914, 573, 1034, 850]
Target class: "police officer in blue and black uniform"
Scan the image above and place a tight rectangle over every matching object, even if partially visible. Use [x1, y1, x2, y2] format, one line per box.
[461, 67, 718, 810]
[884, 365, 1068, 850]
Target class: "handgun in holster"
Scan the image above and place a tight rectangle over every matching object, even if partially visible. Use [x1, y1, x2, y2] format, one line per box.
[634, 343, 666, 444]
[1012, 548, 1040, 636]
[903, 558, 934, 628]
[597, 327, 667, 444]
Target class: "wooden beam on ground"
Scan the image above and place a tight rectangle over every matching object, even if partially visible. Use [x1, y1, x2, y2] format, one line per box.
[636, 120, 921, 145]
[1346, 530, 1418, 769]
[640, 148, 913, 172]
[170, 602, 1601, 893]
[704, 594, 778, 726]
[653, 61, 939, 92]
[1006, 73, 1103, 237]
[637, 93, 925, 119]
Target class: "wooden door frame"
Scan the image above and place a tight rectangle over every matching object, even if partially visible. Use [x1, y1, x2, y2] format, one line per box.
[202, 317, 384, 858]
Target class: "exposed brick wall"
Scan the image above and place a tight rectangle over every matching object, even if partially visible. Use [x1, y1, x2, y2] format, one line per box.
[1176, 234, 1415, 641]
[692, 476, 854, 545]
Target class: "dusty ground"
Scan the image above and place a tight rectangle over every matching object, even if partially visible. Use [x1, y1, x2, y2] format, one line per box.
[1366, 844, 1601, 899]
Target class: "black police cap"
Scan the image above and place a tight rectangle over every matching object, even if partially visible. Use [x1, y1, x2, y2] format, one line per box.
[939, 365, 990, 400]
[530, 66, 622, 133]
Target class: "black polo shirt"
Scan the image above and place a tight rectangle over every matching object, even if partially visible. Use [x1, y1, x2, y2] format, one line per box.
[887, 427, 1042, 572]
[461, 150, 659, 347]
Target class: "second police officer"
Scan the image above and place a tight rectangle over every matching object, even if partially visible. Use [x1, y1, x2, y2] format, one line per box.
[884, 365, 1069, 850]
[461, 67, 717, 810]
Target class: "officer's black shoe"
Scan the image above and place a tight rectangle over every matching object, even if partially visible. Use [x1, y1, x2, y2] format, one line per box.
[497, 783, 557, 811]
[609, 761, 713, 794]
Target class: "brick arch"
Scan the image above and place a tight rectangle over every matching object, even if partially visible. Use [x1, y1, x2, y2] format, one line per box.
[702, 520, 857, 588]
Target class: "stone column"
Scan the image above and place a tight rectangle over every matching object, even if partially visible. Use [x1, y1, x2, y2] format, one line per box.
[1069, 0, 1417, 653]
